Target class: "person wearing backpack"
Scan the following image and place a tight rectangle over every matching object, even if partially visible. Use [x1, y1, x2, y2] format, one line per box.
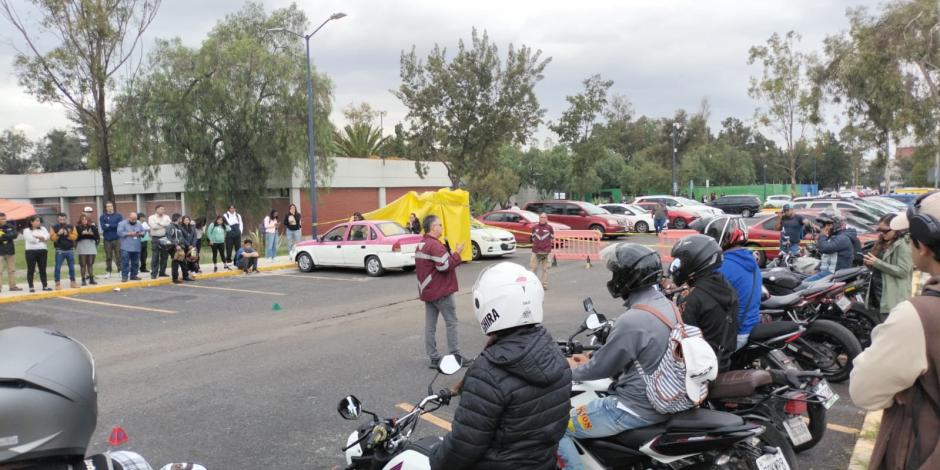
[668, 234, 739, 372]
[850, 191, 940, 470]
[557, 243, 689, 470]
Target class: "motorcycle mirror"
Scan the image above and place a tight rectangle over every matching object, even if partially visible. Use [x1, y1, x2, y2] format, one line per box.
[582, 297, 596, 314]
[438, 354, 462, 375]
[585, 313, 606, 330]
[337, 395, 363, 420]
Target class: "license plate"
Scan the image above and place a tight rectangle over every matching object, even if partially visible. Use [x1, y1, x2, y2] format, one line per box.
[756, 449, 791, 470]
[783, 416, 813, 446]
[814, 380, 840, 409]
[836, 296, 852, 312]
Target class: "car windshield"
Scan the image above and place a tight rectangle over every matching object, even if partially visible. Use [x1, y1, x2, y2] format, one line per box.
[580, 202, 608, 215]
[872, 197, 907, 210]
[517, 210, 540, 222]
[854, 202, 889, 219]
[376, 222, 410, 237]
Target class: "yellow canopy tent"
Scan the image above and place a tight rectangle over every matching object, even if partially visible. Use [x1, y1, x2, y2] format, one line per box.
[364, 188, 472, 261]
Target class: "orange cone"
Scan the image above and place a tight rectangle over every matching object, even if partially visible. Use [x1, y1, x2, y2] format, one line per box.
[108, 426, 128, 446]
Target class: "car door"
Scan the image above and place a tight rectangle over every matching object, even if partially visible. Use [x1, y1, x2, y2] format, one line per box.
[342, 223, 373, 267]
[316, 225, 348, 266]
[558, 203, 585, 229]
[500, 212, 531, 242]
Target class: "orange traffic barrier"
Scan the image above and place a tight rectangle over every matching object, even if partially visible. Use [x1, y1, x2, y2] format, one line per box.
[553, 230, 607, 261]
[657, 229, 698, 264]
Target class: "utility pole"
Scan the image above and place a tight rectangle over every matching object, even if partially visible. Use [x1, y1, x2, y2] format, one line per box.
[671, 122, 681, 196]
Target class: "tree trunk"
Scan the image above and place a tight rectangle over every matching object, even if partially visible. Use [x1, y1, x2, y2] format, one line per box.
[96, 87, 115, 203]
[789, 154, 798, 196]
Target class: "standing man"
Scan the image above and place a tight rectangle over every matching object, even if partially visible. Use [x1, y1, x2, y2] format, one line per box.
[653, 202, 669, 233]
[415, 215, 465, 369]
[117, 212, 146, 282]
[223, 205, 243, 263]
[148, 205, 172, 279]
[50, 212, 78, 290]
[0, 212, 21, 292]
[774, 204, 811, 255]
[850, 191, 940, 469]
[530, 212, 555, 289]
[99, 202, 123, 279]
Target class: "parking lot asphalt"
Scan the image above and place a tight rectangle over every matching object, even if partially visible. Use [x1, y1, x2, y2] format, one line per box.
[0, 234, 862, 469]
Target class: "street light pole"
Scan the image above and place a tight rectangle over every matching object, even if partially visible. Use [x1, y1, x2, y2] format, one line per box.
[268, 12, 346, 239]
[671, 122, 681, 196]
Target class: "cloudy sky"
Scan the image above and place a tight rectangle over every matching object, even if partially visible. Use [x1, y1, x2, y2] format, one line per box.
[0, 0, 883, 142]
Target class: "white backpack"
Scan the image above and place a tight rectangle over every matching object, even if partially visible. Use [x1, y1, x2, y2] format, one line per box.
[633, 303, 718, 414]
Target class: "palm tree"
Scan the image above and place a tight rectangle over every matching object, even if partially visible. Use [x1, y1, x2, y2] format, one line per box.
[332, 123, 389, 158]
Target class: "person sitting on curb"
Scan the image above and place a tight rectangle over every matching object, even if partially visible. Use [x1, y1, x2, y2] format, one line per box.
[235, 239, 260, 274]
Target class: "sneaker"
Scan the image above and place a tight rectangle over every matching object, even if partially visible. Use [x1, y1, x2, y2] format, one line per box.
[224, 265, 232, 271]
[183, 277, 195, 282]
[159, 273, 169, 278]
[214, 266, 218, 273]
[454, 354, 474, 368]
[89, 278, 98, 285]
[42, 286, 52, 292]
[81, 279, 87, 287]
[29, 288, 35, 293]
[429, 358, 441, 369]
[121, 278, 128, 283]
[9, 286, 22, 292]
[70, 281, 79, 289]
[130, 276, 142, 281]
[104, 272, 111, 279]
[140, 268, 149, 273]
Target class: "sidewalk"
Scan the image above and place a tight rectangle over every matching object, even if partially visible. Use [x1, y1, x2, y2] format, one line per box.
[0, 255, 296, 305]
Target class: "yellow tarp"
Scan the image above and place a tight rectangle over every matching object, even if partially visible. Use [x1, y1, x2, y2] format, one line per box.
[364, 188, 472, 261]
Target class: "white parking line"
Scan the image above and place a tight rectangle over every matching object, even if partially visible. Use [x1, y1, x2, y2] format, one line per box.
[265, 273, 370, 282]
[176, 284, 285, 296]
[58, 297, 176, 315]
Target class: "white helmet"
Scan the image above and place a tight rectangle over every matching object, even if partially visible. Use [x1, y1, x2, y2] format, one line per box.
[472, 262, 544, 335]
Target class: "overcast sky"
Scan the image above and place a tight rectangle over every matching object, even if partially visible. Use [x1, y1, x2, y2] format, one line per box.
[0, 0, 884, 143]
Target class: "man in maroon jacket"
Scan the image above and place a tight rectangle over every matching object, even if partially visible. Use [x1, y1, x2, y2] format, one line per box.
[416, 215, 466, 368]
[530, 212, 555, 289]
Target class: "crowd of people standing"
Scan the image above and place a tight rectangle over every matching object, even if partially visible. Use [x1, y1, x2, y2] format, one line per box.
[0, 202, 301, 293]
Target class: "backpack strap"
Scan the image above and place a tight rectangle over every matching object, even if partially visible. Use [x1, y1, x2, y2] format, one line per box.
[634, 303, 685, 334]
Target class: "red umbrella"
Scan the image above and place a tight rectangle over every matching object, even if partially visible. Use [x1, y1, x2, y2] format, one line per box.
[0, 199, 37, 221]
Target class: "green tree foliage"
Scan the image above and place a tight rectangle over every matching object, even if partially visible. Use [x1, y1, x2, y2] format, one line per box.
[33, 129, 86, 172]
[518, 145, 572, 198]
[748, 31, 820, 192]
[467, 145, 522, 211]
[551, 75, 614, 196]
[679, 143, 756, 187]
[0, 0, 161, 202]
[395, 28, 550, 188]
[0, 129, 33, 174]
[622, 155, 671, 196]
[333, 123, 389, 158]
[117, 3, 333, 216]
[799, 131, 852, 190]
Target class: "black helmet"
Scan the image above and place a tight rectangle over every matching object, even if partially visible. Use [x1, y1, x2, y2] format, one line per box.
[0, 327, 97, 464]
[600, 243, 663, 299]
[690, 215, 748, 249]
[816, 211, 843, 232]
[669, 234, 723, 285]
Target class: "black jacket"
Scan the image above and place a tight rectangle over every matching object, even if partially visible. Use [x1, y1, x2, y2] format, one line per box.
[0, 221, 15, 256]
[430, 326, 572, 470]
[76, 223, 100, 244]
[678, 271, 739, 372]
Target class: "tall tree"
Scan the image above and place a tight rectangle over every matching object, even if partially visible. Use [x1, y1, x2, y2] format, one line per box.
[519, 145, 572, 198]
[0, 129, 33, 174]
[118, 2, 333, 216]
[748, 31, 820, 193]
[33, 129, 87, 172]
[333, 123, 388, 158]
[1, 0, 161, 202]
[550, 74, 614, 195]
[395, 28, 550, 188]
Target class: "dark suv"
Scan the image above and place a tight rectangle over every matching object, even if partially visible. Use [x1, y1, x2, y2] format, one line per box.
[523, 200, 627, 237]
[708, 195, 762, 217]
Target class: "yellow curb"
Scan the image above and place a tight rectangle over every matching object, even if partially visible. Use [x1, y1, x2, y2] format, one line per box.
[848, 410, 882, 470]
[0, 262, 295, 306]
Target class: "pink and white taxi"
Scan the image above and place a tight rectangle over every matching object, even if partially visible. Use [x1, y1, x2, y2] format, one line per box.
[289, 220, 423, 277]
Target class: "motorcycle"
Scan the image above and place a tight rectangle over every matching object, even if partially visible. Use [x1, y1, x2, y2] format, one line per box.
[337, 355, 462, 470]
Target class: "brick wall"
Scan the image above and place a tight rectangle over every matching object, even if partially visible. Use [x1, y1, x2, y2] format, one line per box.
[299, 188, 379, 236]
[143, 200, 182, 217]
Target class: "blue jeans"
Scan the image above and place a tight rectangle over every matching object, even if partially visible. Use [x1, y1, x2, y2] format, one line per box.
[121, 250, 140, 280]
[654, 217, 668, 233]
[265, 233, 277, 260]
[557, 396, 656, 470]
[54, 250, 75, 282]
[736, 333, 750, 351]
[804, 270, 832, 283]
[286, 229, 302, 252]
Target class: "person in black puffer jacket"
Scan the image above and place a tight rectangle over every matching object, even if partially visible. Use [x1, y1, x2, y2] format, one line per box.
[430, 262, 571, 470]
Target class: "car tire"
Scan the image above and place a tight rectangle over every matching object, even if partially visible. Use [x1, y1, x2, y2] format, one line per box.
[589, 224, 605, 237]
[673, 218, 687, 230]
[297, 252, 315, 272]
[634, 221, 649, 233]
[741, 208, 752, 218]
[364, 255, 385, 277]
[471, 242, 482, 261]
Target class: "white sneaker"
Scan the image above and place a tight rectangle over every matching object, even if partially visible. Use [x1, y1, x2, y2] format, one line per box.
[104, 272, 111, 279]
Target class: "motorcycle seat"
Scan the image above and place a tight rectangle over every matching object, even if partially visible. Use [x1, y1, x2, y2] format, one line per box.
[761, 293, 801, 309]
[708, 370, 774, 399]
[800, 282, 837, 297]
[832, 266, 866, 282]
[587, 426, 665, 450]
[664, 408, 744, 431]
[748, 321, 801, 342]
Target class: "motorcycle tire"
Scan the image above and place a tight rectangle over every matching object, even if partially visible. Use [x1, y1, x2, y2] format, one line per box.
[790, 319, 862, 383]
[793, 403, 828, 453]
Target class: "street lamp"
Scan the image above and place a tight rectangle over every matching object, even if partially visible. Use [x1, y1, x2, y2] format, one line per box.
[268, 11, 346, 238]
[671, 122, 681, 196]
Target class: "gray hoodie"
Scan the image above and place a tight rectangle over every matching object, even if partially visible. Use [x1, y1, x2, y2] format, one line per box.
[571, 286, 675, 423]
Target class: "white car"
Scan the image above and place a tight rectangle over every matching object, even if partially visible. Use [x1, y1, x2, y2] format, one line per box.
[289, 220, 422, 277]
[470, 222, 516, 260]
[599, 203, 655, 233]
[632, 195, 724, 218]
[763, 195, 792, 208]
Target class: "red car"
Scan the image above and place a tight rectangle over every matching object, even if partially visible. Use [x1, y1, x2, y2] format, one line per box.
[476, 209, 570, 244]
[635, 202, 698, 229]
[747, 209, 878, 266]
[523, 200, 628, 238]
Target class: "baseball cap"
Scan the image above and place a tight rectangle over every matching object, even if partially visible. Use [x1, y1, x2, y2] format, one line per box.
[890, 192, 940, 231]
[782, 203, 792, 210]
[83, 206, 94, 213]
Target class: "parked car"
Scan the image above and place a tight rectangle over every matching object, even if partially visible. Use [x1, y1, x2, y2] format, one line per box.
[707, 195, 762, 218]
[791, 197, 891, 220]
[470, 220, 516, 260]
[746, 209, 878, 266]
[476, 209, 570, 244]
[867, 196, 909, 210]
[632, 195, 724, 218]
[763, 194, 792, 208]
[634, 202, 698, 229]
[289, 220, 422, 277]
[599, 203, 655, 233]
[523, 200, 628, 237]
[883, 193, 918, 206]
